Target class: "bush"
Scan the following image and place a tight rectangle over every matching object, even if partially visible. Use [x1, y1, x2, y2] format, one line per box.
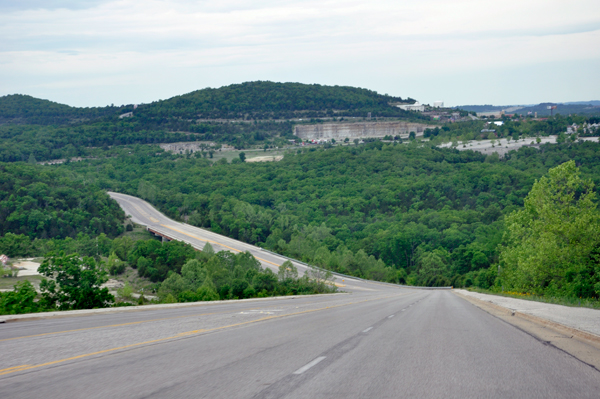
[0, 281, 39, 315]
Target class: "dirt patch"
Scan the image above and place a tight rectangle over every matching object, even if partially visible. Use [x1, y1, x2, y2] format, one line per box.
[246, 155, 283, 163]
[12, 259, 41, 276]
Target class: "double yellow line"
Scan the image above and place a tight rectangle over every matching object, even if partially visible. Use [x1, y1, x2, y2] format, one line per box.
[0, 294, 404, 377]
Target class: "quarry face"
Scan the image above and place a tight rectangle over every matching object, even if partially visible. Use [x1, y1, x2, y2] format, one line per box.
[294, 121, 435, 141]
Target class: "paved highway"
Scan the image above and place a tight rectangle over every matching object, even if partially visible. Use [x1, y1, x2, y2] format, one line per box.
[2, 290, 600, 398]
[108, 191, 382, 292]
[1, 193, 598, 397]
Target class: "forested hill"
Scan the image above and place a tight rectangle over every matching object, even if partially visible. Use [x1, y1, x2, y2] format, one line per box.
[135, 81, 417, 120]
[1, 82, 417, 125]
[0, 82, 425, 162]
[0, 94, 125, 125]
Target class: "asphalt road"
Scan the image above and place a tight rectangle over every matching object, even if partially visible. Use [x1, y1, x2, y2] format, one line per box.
[107, 191, 382, 292]
[2, 193, 597, 397]
[2, 290, 599, 398]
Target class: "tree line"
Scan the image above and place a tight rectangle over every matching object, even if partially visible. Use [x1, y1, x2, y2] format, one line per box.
[53, 139, 600, 290]
[0, 232, 336, 315]
[0, 163, 124, 239]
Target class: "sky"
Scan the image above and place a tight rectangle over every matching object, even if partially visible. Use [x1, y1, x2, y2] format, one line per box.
[1, 0, 599, 107]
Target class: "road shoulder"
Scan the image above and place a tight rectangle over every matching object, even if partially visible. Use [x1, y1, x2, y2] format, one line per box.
[453, 290, 600, 371]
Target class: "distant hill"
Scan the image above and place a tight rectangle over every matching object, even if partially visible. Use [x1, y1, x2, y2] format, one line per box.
[457, 101, 600, 116]
[514, 103, 600, 116]
[563, 101, 600, 106]
[136, 81, 417, 120]
[1, 82, 420, 125]
[0, 94, 127, 125]
[456, 105, 508, 113]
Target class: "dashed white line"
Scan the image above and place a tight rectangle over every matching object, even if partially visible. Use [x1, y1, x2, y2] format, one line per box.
[388, 315, 395, 318]
[293, 356, 326, 375]
[363, 327, 373, 333]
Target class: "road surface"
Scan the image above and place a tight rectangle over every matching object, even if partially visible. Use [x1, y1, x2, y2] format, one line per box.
[108, 191, 384, 292]
[2, 290, 600, 398]
[1, 193, 598, 397]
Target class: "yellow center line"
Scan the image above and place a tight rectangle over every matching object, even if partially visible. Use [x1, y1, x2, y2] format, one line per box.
[0, 297, 355, 343]
[0, 365, 30, 373]
[0, 293, 406, 377]
[160, 224, 282, 268]
[0, 312, 217, 343]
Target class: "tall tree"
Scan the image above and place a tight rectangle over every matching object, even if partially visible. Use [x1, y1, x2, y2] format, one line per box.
[500, 161, 600, 294]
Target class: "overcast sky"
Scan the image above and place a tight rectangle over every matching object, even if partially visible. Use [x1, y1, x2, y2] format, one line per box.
[1, 0, 599, 107]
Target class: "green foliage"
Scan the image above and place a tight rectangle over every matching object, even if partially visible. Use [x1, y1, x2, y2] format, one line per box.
[0, 281, 39, 315]
[0, 163, 124, 240]
[158, 251, 335, 303]
[38, 252, 114, 310]
[500, 161, 600, 297]
[127, 239, 196, 282]
[117, 282, 134, 301]
[138, 81, 416, 120]
[0, 94, 122, 125]
[55, 139, 600, 286]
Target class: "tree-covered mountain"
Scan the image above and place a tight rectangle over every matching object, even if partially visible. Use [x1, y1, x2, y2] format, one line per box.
[514, 103, 600, 117]
[136, 81, 417, 120]
[0, 94, 125, 125]
[0, 82, 427, 161]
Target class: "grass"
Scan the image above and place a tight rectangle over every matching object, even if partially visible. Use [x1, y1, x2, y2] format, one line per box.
[465, 287, 600, 310]
[121, 225, 155, 241]
[0, 275, 44, 290]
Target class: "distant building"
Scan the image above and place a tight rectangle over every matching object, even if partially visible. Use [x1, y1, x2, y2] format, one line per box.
[433, 101, 444, 108]
[396, 102, 425, 112]
[119, 112, 133, 119]
[477, 111, 504, 118]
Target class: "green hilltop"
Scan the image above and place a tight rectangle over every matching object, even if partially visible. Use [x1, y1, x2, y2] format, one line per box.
[138, 81, 416, 119]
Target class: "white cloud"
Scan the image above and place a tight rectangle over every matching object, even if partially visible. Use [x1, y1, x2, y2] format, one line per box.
[1, 0, 599, 106]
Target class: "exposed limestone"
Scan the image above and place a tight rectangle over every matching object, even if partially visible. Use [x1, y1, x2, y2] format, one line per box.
[294, 121, 436, 141]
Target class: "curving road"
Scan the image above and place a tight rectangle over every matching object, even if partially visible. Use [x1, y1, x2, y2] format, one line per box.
[0, 194, 598, 397]
[108, 191, 383, 292]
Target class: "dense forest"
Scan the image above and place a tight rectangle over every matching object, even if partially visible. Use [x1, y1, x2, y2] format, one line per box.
[0, 163, 125, 239]
[0, 94, 126, 125]
[2, 83, 600, 314]
[137, 81, 418, 120]
[50, 140, 600, 291]
[0, 82, 431, 162]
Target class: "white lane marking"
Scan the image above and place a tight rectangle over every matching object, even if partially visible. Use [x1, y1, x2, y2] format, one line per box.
[388, 315, 394, 318]
[363, 327, 373, 333]
[293, 357, 326, 375]
[401, 309, 405, 311]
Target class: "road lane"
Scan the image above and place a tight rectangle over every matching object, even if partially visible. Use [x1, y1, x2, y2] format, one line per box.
[2, 193, 597, 397]
[107, 191, 380, 292]
[2, 290, 599, 398]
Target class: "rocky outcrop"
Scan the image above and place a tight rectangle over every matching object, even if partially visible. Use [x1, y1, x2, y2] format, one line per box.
[294, 121, 436, 140]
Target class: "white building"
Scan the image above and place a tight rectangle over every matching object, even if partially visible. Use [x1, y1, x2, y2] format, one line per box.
[396, 102, 425, 112]
[433, 101, 444, 108]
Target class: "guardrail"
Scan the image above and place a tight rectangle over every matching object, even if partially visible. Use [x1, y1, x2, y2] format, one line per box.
[261, 248, 452, 290]
[147, 226, 452, 290]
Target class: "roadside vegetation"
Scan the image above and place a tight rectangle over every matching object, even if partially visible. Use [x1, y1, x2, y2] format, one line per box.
[2, 83, 600, 314]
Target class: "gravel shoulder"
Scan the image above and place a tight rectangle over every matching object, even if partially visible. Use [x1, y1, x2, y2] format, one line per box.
[454, 289, 600, 337]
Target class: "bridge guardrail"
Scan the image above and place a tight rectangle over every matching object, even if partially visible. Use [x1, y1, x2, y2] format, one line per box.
[147, 226, 452, 290]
